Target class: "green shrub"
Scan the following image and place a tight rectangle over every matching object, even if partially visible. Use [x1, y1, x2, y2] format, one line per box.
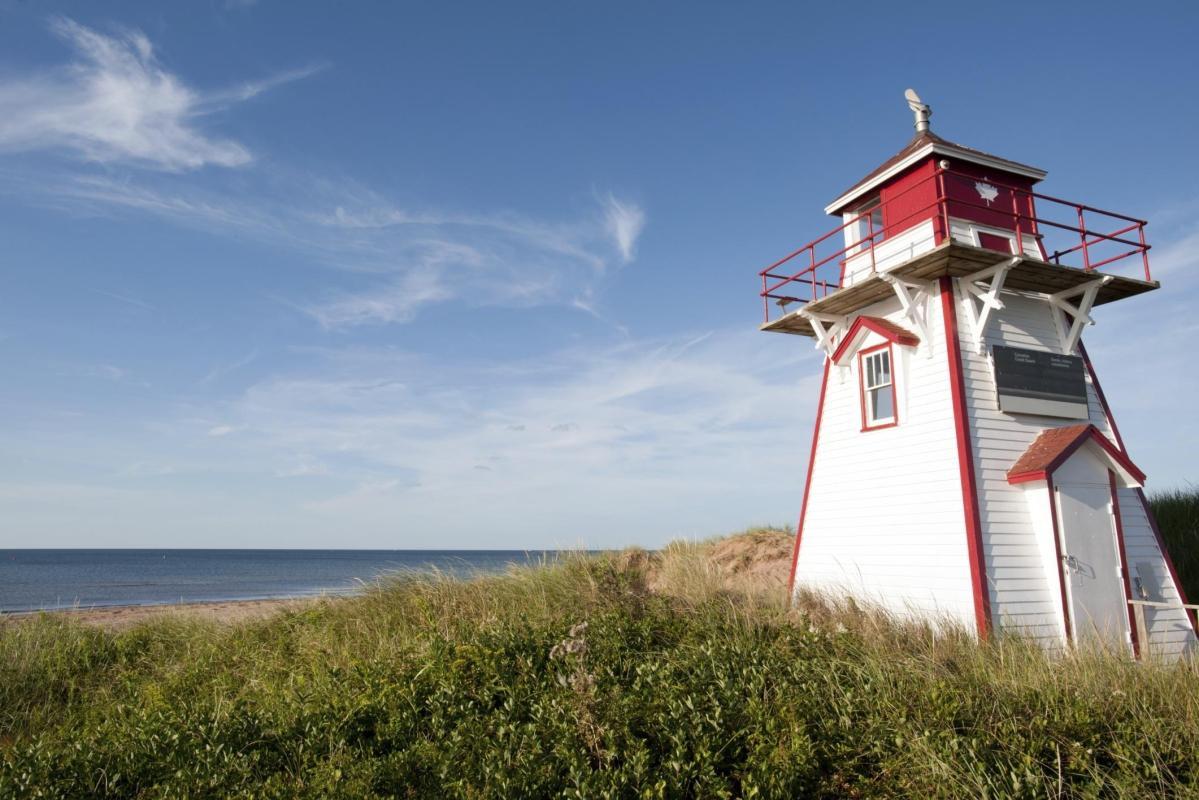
[1, 544, 1198, 798]
[1149, 487, 1199, 602]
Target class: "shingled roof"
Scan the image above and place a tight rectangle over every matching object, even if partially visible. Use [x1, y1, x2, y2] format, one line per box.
[831, 316, 920, 364]
[1007, 424, 1145, 486]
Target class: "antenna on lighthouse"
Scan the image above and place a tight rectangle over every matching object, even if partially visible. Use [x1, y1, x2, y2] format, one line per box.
[904, 88, 931, 133]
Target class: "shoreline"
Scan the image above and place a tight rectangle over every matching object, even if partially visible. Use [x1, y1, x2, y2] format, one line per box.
[2, 596, 323, 628]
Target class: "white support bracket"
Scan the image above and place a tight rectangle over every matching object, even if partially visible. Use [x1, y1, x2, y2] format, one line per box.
[798, 309, 848, 360]
[959, 257, 1019, 354]
[1049, 276, 1112, 354]
[879, 273, 935, 355]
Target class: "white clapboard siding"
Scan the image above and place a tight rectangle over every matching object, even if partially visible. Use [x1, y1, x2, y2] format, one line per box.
[954, 290, 1063, 641]
[1117, 489, 1194, 659]
[794, 294, 977, 628]
[952, 286, 1195, 656]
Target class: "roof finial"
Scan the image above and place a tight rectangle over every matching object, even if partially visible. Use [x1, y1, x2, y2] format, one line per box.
[904, 88, 931, 134]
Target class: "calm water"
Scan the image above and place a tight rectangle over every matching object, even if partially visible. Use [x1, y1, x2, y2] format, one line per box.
[0, 550, 580, 613]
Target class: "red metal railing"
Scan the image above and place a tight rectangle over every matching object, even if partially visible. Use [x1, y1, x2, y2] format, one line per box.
[759, 167, 1151, 323]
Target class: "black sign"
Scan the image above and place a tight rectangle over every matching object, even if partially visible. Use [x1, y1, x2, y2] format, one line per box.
[992, 345, 1088, 418]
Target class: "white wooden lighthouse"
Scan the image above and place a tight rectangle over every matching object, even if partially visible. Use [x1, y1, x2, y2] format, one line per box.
[762, 92, 1195, 658]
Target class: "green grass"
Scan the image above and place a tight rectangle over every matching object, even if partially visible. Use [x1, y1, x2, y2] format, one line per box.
[1149, 487, 1199, 602]
[1, 516, 1198, 798]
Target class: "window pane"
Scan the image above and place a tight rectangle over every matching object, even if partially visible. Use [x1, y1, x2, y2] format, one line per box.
[865, 356, 875, 387]
[877, 351, 890, 385]
[871, 386, 894, 422]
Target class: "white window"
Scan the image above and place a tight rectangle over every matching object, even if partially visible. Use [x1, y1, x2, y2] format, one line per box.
[860, 346, 896, 429]
[843, 197, 884, 253]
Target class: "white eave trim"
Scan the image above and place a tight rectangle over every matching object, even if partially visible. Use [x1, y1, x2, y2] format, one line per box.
[823, 143, 1049, 216]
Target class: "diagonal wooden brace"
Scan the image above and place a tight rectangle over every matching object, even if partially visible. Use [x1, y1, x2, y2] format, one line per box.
[798, 309, 848, 360]
[1049, 275, 1112, 354]
[879, 273, 935, 354]
[959, 256, 1019, 354]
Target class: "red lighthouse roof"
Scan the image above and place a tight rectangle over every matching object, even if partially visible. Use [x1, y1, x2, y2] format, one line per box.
[825, 129, 1047, 216]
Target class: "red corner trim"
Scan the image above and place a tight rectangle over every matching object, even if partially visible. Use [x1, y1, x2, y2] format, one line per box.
[830, 315, 920, 364]
[1078, 344, 1195, 627]
[1077, 342, 1125, 450]
[1046, 475, 1073, 643]
[1109, 470, 1139, 659]
[939, 276, 991, 637]
[787, 358, 831, 598]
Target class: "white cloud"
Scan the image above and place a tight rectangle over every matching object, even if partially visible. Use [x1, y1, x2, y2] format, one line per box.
[207, 424, 241, 437]
[602, 194, 646, 263]
[191, 328, 814, 546]
[28, 172, 646, 327]
[0, 18, 317, 170]
[308, 263, 454, 328]
[57, 362, 127, 380]
[201, 348, 260, 386]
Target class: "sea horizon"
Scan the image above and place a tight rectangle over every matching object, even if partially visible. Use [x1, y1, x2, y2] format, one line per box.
[0, 548, 606, 613]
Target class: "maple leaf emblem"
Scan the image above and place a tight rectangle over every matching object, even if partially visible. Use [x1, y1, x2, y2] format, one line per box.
[975, 181, 999, 205]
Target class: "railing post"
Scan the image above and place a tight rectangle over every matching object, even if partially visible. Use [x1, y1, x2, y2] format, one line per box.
[1010, 186, 1023, 256]
[1133, 601, 1149, 661]
[936, 170, 948, 244]
[867, 213, 878, 274]
[1139, 223, 1150, 281]
[1077, 207, 1091, 271]
[762, 274, 769, 322]
[809, 248, 816, 302]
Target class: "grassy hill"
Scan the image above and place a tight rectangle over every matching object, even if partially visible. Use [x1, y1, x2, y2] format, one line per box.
[1, 492, 1197, 798]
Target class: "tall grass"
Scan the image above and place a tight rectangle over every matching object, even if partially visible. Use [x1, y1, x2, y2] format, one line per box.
[1, 525, 1198, 798]
[1149, 487, 1199, 601]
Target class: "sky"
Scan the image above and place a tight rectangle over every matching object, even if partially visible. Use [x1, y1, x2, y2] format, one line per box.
[0, 1, 1196, 549]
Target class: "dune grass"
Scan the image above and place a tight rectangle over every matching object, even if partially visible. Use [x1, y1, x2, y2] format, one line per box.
[1149, 487, 1199, 601]
[1, 518, 1198, 798]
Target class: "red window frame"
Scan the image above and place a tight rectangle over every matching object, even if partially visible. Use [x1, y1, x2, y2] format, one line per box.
[858, 342, 898, 432]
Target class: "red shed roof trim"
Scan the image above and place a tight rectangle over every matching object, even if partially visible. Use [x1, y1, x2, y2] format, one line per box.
[831, 316, 920, 364]
[825, 130, 1047, 215]
[1007, 424, 1145, 486]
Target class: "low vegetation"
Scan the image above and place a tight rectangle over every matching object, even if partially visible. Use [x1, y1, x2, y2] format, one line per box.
[0, 494, 1196, 798]
[1151, 487, 1199, 601]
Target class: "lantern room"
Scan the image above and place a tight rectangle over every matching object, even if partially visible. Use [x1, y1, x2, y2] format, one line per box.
[759, 91, 1156, 341]
[826, 128, 1044, 289]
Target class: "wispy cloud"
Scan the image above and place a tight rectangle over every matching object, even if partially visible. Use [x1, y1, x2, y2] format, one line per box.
[602, 194, 646, 263]
[306, 258, 455, 328]
[294, 195, 647, 327]
[186, 328, 814, 544]
[201, 348, 261, 386]
[90, 287, 155, 311]
[0, 17, 319, 170]
[58, 363, 127, 380]
[207, 424, 242, 437]
[39, 172, 647, 328]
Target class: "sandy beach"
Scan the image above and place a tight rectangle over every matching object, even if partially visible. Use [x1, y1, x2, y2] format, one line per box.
[3, 597, 320, 628]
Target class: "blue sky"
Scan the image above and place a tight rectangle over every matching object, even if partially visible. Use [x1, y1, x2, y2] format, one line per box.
[0, 1, 1196, 548]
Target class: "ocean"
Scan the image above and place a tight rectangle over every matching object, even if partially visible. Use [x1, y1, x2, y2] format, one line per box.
[0, 549, 579, 613]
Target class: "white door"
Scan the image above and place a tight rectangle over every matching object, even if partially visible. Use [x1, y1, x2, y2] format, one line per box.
[1056, 483, 1130, 651]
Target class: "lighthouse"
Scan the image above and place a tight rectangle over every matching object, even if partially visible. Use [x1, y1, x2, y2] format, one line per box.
[762, 92, 1195, 659]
